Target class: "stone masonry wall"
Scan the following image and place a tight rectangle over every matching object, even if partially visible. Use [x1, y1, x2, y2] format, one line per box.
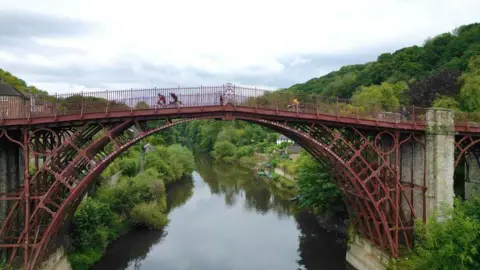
[400, 138, 426, 222]
[425, 108, 455, 219]
[465, 152, 480, 200]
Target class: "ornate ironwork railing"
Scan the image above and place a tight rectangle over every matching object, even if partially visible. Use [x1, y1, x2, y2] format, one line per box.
[0, 84, 479, 127]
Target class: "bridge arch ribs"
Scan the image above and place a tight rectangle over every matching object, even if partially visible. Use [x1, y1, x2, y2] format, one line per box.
[0, 116, 427, 269]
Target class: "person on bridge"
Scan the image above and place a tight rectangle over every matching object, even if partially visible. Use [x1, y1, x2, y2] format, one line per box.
[157, 94, 166, 106]
[287, 97, 299, 111]
[401, 107, 409, 121]
[170, 93, 182, 105]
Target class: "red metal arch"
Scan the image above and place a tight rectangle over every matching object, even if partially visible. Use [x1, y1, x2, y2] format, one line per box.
[455, 135, 480, 168]
[2, 114, 422, 269]
[29, 116, 383, 267]
[245, 119, 401, 254]
[27, 118, 195, 267]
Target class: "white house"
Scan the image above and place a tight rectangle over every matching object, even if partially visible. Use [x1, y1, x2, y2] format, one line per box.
[276, 135, 293, 145]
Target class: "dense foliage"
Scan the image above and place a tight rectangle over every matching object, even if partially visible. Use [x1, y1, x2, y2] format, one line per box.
[68, 141, 194, 270]
[284, 23, 480, 106]
[289, 152, 342, 214]
[404, 197, 480, 270]
[179, 119, 279, 165]
[0, 69, 47, 95]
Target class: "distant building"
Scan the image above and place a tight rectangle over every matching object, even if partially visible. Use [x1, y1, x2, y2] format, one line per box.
[0, 82, 29, 118]
[143, 143, 155, 153]
[0, 82, 52, 118]
[276, 135, 293, 145]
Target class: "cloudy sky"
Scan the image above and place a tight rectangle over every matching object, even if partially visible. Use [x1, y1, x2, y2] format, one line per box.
[0, 0, 479, 93]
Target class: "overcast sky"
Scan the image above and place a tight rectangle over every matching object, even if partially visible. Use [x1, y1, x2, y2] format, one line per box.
[0, 0, 479, 93]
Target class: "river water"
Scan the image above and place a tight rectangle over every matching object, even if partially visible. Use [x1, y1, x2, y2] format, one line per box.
[93, 154, 348, 270]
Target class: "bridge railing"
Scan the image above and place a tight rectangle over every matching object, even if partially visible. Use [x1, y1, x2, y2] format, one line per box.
[1, 85, 478, 127]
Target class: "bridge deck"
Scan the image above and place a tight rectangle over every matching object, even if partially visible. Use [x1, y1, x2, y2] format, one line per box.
[0, 85, 479, 133]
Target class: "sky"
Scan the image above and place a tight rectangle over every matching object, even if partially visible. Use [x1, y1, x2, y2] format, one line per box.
[0, 0, 479, 94]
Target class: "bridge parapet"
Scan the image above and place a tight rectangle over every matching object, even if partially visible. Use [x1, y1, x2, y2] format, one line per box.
[0, 85, 430, 129]
[1, 84, 479, 132]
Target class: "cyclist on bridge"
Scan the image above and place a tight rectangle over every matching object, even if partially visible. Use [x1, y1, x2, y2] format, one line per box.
[170, 93, 182, 105]
[287, 96, 299, 111]
[157, 93, 166, 106]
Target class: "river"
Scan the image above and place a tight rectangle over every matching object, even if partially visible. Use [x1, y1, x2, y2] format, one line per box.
[92, 154, 348, 270]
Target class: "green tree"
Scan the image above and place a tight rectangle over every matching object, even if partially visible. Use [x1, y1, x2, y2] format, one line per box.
[166, 144, 195, 179]
[433, 96, 460, 110]
[460, 56, 480, 112]
[352, 81, 408, 110]
[131, 202, 169, 230]
[71, 198, 116, 250]
[282, 23, 480, 100]
[405, 197, 480, 270]
[118, 157, 139, 177]
[211, 141, 237, 161]
[296, 152, 342, 214]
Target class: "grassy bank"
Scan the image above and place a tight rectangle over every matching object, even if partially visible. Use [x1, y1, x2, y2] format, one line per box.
[68, 143, 194, 270]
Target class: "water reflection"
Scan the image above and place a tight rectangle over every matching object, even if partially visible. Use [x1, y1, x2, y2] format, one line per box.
[93, 154, 347, 270]
[195, 153, 293, 217]
[166, 176, 195, 211]
[92, 229, 167, 270]
[295, 211, 347, 270]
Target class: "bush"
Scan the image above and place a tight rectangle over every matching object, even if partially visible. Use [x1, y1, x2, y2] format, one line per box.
[69, 248, 103, 270]
[118, 157, 139, 177]
[296, 153, 342, 214]
[96, 180, 138, 216]
[71, 198, 116, 250]
[211, 141, 237, 161]
[404, 197, 480, 270]
[167, 144, 195, 178]
[235, 145, 254, 158]
[131, 202, 169, 230]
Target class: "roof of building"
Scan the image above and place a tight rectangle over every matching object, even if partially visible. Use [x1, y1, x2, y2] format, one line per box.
[0, 81, 26, 97]
[278, 135, 291, 141]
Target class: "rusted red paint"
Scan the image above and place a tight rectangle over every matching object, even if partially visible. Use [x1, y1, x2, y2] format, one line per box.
[0, 85, 479, 269]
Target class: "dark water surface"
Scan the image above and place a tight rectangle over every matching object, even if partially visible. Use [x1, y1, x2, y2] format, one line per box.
[93, 155, 347, 270]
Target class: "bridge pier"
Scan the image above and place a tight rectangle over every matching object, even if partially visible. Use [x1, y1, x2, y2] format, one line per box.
[465, 152, 480, 200]
[425, 108, 455, 219]
[0, 136, 23, 223]
[346, 235, 395, 270]
[0, 134, 24, 255]
[346, 108, 456, 270]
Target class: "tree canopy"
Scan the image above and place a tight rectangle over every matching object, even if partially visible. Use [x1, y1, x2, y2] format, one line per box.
[283, 23, 480, 110]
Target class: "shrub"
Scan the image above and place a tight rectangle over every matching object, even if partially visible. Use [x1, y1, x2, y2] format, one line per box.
[404, 197, 480, 270]
[131, 202, 169, 230]
[211, 141, 236, 161]
[118, 157, 139, 177]
[296, 153, 342, 214]
[167, 144, 195, 178]
[69, 248, 103, 270]
[71, 198, 116, 250]
[235, 145, 254, 158]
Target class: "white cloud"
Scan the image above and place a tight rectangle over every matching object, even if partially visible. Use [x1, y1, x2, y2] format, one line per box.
[290, 57, 311, 67]
[0, 0, 479, 93]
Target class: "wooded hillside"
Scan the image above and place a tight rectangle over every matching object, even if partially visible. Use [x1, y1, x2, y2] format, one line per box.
[284, 23, 480, 112]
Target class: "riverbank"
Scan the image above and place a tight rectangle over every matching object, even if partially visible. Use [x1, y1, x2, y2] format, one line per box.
[90, 154, 348, 270]
[67, 144, 195, 270]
